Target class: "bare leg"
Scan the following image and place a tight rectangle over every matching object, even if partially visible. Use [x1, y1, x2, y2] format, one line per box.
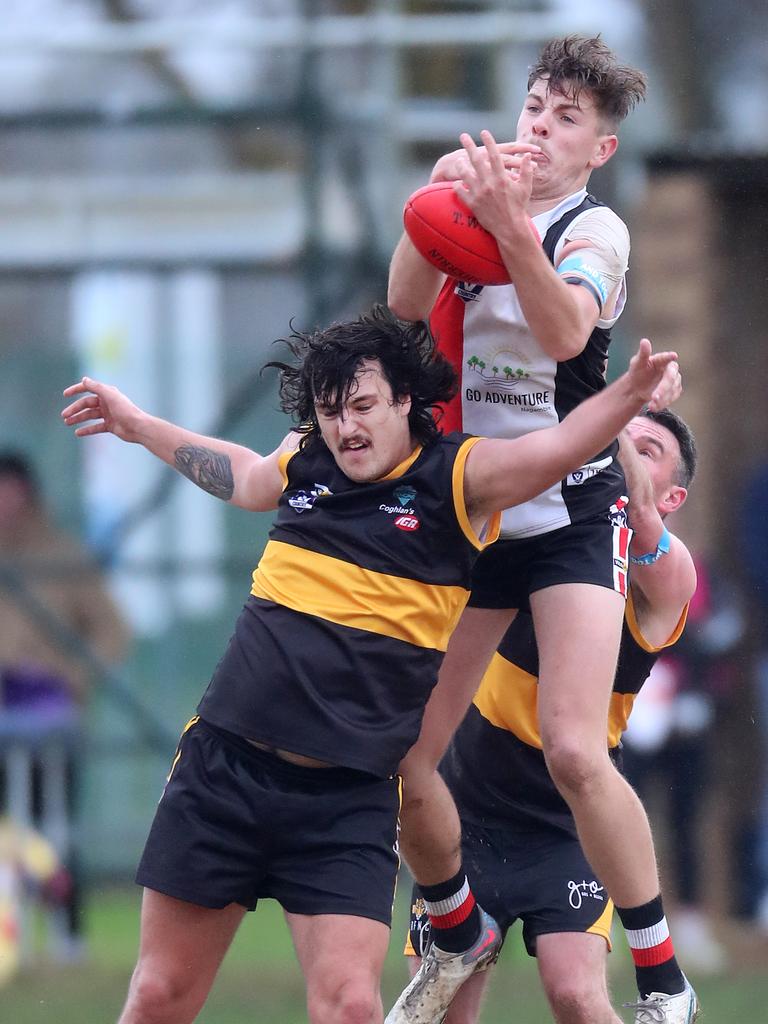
[533, 584, 660, 908]
[537, 932, 622, 1024]
[399, 606, 515, 882]
[117, 889, 246, 1024]
[287, 911, 391, 1024]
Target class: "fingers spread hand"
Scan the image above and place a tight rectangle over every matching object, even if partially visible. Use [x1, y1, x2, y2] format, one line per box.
[480, 129, 505, 174]
[495, 141, 543, 156]
[74, 422, 107, 438]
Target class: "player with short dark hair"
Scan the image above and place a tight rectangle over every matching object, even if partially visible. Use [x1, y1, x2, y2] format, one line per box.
[400, 410, 700, 1024]
[62, 304, 676, 1024]
[386, 32, 698, 1024]
[527, 34, 647, 130]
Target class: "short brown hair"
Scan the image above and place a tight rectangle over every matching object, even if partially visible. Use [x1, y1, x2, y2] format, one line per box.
[640, 408, 697, 489]
[528, 35, 647, 130]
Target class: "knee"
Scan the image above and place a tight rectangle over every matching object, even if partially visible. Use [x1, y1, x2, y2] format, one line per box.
[543, 735, 608, 799]
[308, 978, 381, 1024]
[122, 962, 197, 1024]
[546, 977, 609, 1024]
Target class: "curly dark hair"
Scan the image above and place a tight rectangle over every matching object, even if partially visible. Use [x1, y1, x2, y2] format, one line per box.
[528, 35, 647, 129]
[263, 304, 458, 447]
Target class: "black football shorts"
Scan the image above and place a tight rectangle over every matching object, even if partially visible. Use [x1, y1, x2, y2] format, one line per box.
[469, 505, 631, 611]
[137, 717, 401, 925]
[405, 818, 613, 958]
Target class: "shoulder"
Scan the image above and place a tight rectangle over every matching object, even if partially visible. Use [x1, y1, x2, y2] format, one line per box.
[563, 206, 629, 248]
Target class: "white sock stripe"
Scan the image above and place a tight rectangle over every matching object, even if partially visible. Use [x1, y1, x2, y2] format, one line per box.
[424, 879, 471, 917]
[625, 917, 670, 949]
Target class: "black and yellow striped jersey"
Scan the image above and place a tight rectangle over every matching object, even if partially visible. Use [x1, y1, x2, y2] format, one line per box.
[441, 590, 688, 835]
[197, 432, 499, 778]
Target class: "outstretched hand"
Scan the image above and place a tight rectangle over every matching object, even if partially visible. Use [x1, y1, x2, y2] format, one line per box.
[61, 377, 145, 442]
[627, 339, 680, 412]
[648, 358, 682, 411]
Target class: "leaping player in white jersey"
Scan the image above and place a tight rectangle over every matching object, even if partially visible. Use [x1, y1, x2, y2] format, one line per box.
[385, 35, 699, 1024]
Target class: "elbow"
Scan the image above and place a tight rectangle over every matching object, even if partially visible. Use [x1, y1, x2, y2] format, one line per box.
[387, 286, 432, 324]
[545, 332, 589, 362]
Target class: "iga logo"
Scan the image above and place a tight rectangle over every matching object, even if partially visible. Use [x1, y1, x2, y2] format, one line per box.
[395, 515, 420, 532]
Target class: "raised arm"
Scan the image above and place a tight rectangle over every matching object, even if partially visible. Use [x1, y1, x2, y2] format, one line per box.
[454, 130, 619, 360]
[464, 339, 677, 520]
[61, 376, 293, 513]
[387, 136, 542, 323]
[387, 232, 446, 322]
[618, 429, 696, 622]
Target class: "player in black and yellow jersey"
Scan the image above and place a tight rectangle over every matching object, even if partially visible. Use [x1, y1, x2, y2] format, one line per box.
[400, 409, 699, 1024]
[62, 305, 677, 1024]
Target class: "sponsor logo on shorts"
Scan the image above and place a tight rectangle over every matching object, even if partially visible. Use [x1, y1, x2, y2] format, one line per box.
[609, 495, 629, 527]
[612, 521, 631, 598]
[409, 897, 432, 957]
[567, 879, 606, 910]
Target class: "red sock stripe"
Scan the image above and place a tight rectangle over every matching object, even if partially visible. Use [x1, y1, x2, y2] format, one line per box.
[630, 935, 675, 967]
[429, 893, 476, 930]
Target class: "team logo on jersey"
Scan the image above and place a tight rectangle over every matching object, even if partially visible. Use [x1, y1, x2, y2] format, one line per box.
[394, 485, 417, 506]
[288, 482, 332, 513]
[455, 281, 484, 302]
[566, 456, 614, 487]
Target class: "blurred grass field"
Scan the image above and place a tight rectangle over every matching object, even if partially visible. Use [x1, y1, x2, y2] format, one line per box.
[5, 886, 768, 1022]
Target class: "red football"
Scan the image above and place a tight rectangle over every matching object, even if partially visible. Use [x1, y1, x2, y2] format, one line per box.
[403, 181, 539, 286]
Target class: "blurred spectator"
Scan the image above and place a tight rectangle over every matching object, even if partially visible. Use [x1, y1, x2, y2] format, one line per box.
[0, 815, 70, 986]
[741, 459, 768, 933]
[0, 451, 128, 962]
[622, 553, 744, 973]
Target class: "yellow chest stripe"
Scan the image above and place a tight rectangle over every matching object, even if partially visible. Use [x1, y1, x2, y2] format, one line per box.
[251, 540, 470, 651]
[474, 655, 544, 748]
[474, 653, 637, 748]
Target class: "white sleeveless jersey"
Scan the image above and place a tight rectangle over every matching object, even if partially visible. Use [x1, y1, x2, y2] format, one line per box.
[432, 189, 630, 539]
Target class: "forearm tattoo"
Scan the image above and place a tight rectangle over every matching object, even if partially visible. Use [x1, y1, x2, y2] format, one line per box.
[174, 444, 235, 500]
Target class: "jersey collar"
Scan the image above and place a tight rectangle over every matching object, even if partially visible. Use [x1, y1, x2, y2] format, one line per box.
[532, 187, 588, 239]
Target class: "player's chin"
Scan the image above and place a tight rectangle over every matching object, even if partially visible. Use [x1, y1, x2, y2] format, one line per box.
[337, 450, 375, 482]
[344, 467, 377, 483]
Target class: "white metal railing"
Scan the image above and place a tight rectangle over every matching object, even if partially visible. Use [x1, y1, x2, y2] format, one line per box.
[0, 12, 602, 54]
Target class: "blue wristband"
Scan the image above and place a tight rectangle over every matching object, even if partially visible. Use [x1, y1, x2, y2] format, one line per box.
[629, 525, 671, 565]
